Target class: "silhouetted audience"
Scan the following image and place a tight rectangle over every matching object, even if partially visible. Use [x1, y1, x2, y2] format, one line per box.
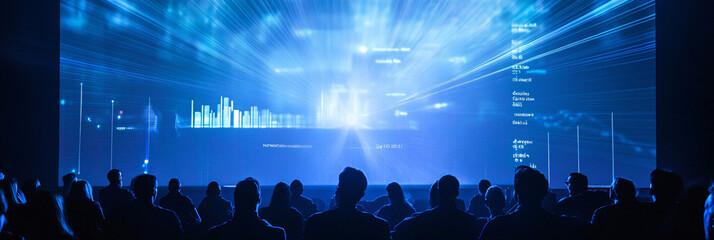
[159, 178, 201, 230]
[590, 177, 652, 240]
[98, 169, 134, 220]
[393, 175, 481, 240]
[484, 186, 506, 219]
[480, 166, 586, 240]
[21, 179, 40, 202]
[304, 167, 389, 240]
[376, 182, 415, 230]
[108, 174, 183, 240]
[198, 181, 233, 228]
[61, 173, 77, 198]
[259, 182, 303, 240]
[467, 179, 491, 217]
[208, 178, 285, 240]
[65, 180, 104, 240]
[554, 172, 612, 222]
[705, 184, 713, 240]
[289, 180, 318, 220]
[26, 191, 77, 240]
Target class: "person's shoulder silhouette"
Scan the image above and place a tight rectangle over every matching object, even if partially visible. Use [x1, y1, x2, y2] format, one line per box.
[467, 179, 491, 217]
[208, 178, 285, 240]
[108, 174, 183, 240]
[556, 173, 613, 222]
[480, 166, 586, 240]
[375, 182, 415, 230]
[393, 175, 481, 240]
[198, 181, 234, 228]
[304, 167, 389, 240]
[705, 184, 713, 240]
[98, 169, 134, 220]
[259, 182, 304, 240]
[159, 178, 201, 229]
[289, 179, 319, 220]
[590, 177, 654, 240]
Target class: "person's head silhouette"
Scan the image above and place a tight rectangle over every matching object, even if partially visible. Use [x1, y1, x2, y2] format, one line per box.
[478, 179, 492, 196]
[649, 169, 683, 204]
[132, 174, 158, 202]
[206, 181, 221, 197]
[62, 173, 77, 187]
[485, 186, 506, 215]
[168, 178, 181, 194]
[514, 167, 548, 207]
[335, 167, 367, 209]
[68, 180, 94, 203]
[437, 175, 460, 208]
[290, 179, 303, 197]
[566, 172, 588, 196]
[611, 177, 636, 203]
[234, 177, 260, 214]
[269, 182, 290, 209]
[386, 182, 406, 205]
[21, 179, 41, 201]
[107, 169, 122, 186]
[32, 191, 75, 238]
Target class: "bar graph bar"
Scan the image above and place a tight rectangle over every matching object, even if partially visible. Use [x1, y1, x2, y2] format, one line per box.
[189, 97, 308, 129]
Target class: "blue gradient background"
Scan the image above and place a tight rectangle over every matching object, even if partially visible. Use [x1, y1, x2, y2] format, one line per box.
[59, 0, 655, 186]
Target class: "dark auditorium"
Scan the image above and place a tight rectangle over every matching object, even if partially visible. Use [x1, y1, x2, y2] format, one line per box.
[1, 1, 713, 239]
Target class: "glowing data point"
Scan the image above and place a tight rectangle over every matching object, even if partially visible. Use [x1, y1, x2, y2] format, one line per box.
[359, 46, 368, 53]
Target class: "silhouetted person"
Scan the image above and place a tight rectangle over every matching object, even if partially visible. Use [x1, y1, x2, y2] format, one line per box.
[21, 179, 40, 202]
[0, 178, 27, 237]
[467, 179, 491, 217]
[480, 167, 586, 240]
[648, 168, 684, 238]
[98, 169, 134, 220]
[376, 182, 415, 230]
[26, 191, 76, 240]
[208, 178, 285, 240]
[590, 177, 651, 240]
[289, 180, 318, 220]
[66, 180, 104, 240]
[61, 173, 77, 198]
[198, 181, 233, 228]
[159, 178, 201, 230]
[705, 184, 713, 240]
[259, 182, 303, 240]
[393, 175, 481, 240]
[484, 186, 506, 219]
[555, 172, 612, 222]
[109, 174, 183, 240]
[304, 167, 389, 240]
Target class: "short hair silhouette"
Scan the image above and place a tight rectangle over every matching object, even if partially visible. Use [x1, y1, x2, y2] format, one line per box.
[168, 178, 181, 193]
[107, 169, 121, 185]
[62, 173, 77, 186]
[612, 177, 636, 201]
[514, 167, 548, 205]
[650, 169, 683, 202]
[335, 167, 367, 208]
[567, 172, 588, 193]
[21, 179, 41, 200]
[478, 179, 491, 195]
[437, 175, 459, 204]
[386, 182, 405, 204]
[269, 182, 291, 209]
[206, 181, 221, 197]
[290, 180, 304, 196]
[68, 180, 94, 202]
[485, 186, 505, 213]
[132, 174, 158, 199]
[235, 177, 260, 212]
